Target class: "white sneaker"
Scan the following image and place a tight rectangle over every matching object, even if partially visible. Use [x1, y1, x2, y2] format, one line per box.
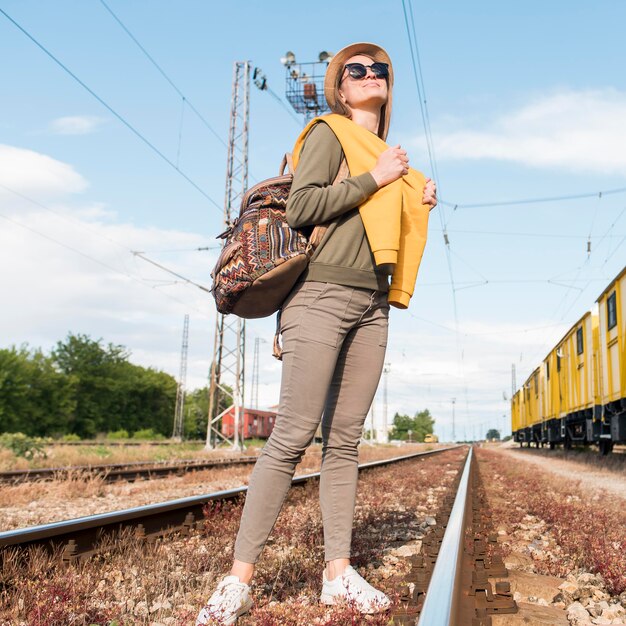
[319, 565, 391, 614]
[196, 575, 253, 625]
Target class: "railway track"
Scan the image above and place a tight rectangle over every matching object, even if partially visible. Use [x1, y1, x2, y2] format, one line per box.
[393, 447, 518, 625]
[46, 440, 202, 446]
[1, 445, 519, 624]
[0, 447, 456, 560]
[0, 456, 258, 485]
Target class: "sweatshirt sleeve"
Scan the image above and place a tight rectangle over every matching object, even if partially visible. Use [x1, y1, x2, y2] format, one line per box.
[286, 123, 379, 228]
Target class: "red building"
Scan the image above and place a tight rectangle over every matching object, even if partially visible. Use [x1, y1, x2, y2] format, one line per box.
[221, 407, 277, 439]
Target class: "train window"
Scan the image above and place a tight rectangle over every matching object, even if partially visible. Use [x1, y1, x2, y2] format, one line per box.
[546, 361, 550, 379]
[607, 291, 617, 330]
[576, 327, 584, 354]
[533, 373, 538, 395]
[556, 353, 561, 372]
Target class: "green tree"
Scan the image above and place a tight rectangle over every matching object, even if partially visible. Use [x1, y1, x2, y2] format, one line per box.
[185, 387, 210, 440]
[389, 409, 435, 442]
[51, 333, 177, 438]
[184, 385, 233, 440]
[52, 333, 128, 437]
[0, 346, 75, 436]
[1, 333, 181, 439]
[486, 428, 500, 440]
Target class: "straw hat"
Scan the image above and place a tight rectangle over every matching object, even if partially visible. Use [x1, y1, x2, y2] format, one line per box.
[324, 42, 393, 141]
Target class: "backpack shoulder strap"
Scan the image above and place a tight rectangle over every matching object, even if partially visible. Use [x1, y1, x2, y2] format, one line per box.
[273, 156, 349, 361]
[279, 153, 295, 176]
[307, 157, 349, 252]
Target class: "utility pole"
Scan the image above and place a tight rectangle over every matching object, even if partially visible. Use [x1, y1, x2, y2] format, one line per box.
[172, 314, 189, 440]
[382, 363, 391, 443]
[251, 337, 264, 410]
[511, 363, 516, 397]
[206, 61, 250, 451]
[451, 397, 456, 442]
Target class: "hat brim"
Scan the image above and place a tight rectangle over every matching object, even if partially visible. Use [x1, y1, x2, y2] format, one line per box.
[324, 42, 393, 140]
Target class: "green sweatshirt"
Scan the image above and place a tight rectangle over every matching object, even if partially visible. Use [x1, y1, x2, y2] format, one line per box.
[286, 123, 389, 292]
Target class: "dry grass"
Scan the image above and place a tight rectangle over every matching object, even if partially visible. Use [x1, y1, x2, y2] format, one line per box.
[0, 470, 109, 508]
[0, 448, 465, 625]
[0, 442, 217, 472]
[0, 441, 442, 472]
[0, 443, 447, 531]
[477, 447, 626, 595]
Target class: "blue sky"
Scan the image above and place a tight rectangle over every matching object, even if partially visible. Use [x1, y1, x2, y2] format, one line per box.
[1, 1, 624, 441]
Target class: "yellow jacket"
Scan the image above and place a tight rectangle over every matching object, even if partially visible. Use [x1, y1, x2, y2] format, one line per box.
[293, 113, 430, 308]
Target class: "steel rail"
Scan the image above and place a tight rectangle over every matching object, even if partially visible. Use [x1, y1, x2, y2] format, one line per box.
[0, 446, 458, 559]
[0, 456, 258, 484]
[47, 440, 201, 446]
[417, 447, 473, 625]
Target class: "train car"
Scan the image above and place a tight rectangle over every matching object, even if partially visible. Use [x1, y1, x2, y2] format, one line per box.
[516, 368, 540, 445]
[424, 433, 439, 443]
[542, 345, 560, 444]
[221, 407, 277, 439]
[595, 266, 626, 453]
[525, 367, 542, 445]
[542, 313, 596, 448]
[511, 389, 523, 442]
[511, 265, 625, 453]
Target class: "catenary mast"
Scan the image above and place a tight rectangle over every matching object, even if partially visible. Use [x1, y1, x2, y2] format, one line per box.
[172, 313, 189, 440]
[206, 61, 250, 451]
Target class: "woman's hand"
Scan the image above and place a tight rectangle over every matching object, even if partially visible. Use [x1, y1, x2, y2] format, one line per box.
[423, 178, 437, 210]
[370, 145, 409, 188]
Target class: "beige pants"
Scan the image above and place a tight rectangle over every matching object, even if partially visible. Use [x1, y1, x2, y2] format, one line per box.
[234, 281, 389, 563]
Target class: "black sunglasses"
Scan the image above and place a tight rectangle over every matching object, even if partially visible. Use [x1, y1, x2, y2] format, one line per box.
[342, 62, 389, 81]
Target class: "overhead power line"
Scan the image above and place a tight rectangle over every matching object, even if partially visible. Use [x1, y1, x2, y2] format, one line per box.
[401, 0, 468, 418]
[98, 0, 228, 150]
[0, 182, 214, 299]
[408, 311, 568, 337]
[265, 85, 303, 128]
[440, 186, 626, 210]
[0, 7, 222, 211]
[400, 0, 439, 190]
[132, 251, 210, 293]
[431, 228, 625, 239]
[0, 210, 209, 315]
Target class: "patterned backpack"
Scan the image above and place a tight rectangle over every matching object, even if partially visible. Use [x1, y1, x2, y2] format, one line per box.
[210, 154, 348, 320]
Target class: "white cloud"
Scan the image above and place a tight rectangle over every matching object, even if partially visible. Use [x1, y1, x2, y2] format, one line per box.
[432, 88, 626, 175]
[0, 145, 88, 196]
[48, 115, 105, 135]
[0, 194, 218, 391]
[0, 145, 582, 441]
[1, 195, 567, 441]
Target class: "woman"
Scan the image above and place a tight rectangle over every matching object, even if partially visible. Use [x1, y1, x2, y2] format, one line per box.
[197, 42, 437, 625]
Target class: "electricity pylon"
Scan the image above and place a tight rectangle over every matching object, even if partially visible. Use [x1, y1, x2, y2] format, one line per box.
[172, 314, 189, 440]
[206, 61, 250, 451]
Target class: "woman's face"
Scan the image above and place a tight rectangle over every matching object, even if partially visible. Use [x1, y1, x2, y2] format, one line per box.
[337, 54, 388, 112]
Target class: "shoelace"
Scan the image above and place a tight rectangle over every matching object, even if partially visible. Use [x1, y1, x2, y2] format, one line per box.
[343, 572, 386, 602]
[210, 583, 247, 613]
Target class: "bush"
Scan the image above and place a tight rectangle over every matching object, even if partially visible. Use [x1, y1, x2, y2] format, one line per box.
[106, 429, 129, 439]
[131, 428, 165, 440]
[0, 432, 48, 459]
[60, 433, 81, 442]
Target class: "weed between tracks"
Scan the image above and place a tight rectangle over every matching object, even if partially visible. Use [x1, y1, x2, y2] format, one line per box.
[477, 447, 626, 595]
[0, 444, 442, 532]
[0, 448, 465, 625]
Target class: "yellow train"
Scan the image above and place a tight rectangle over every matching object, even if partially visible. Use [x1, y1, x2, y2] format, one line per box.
[424, 433, 439, 443]
[512, 266, 625, 454]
